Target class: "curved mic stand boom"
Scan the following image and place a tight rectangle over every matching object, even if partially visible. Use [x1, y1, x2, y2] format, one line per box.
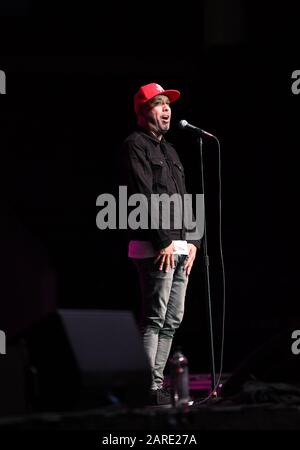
[198, 135, 217, 395]
[179, 119, 220, 397]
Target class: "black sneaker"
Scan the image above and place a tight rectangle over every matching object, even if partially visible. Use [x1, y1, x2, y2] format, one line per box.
[149, 387, 172, 406]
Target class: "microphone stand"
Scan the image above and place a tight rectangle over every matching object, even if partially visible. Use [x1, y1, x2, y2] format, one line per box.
[198, 136, 217, 396]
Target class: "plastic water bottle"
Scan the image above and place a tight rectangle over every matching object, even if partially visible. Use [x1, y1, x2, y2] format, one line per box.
[169, 347, 191, 408]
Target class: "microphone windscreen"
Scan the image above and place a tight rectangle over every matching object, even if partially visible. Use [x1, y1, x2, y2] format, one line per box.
[178, 120, 188, 129]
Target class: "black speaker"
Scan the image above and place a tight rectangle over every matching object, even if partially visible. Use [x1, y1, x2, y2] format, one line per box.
[221, 328, 300, 397]
[21, 309, 151, 411]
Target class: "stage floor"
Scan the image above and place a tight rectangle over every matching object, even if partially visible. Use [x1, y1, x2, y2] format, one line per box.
[1, 374, 300, 432]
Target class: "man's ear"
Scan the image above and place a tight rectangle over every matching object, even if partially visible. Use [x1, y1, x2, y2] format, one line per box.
[137, 108, 148, 126]
[139, 107, 147, 119]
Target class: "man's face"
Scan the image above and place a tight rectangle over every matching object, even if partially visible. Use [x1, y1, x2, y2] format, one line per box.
[144, 95, 171, 135]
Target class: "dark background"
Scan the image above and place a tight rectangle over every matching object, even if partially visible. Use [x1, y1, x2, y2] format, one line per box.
[0, 1, 299, 374]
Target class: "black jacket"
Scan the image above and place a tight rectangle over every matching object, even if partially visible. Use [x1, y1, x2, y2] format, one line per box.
[119, 128, 201, 251]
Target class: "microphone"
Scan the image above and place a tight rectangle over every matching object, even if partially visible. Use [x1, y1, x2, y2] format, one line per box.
[178, 119, 215, 138]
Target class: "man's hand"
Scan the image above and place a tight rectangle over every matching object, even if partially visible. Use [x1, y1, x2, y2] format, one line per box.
[184, 243, 197, 276]
[154, 242, 175, 272]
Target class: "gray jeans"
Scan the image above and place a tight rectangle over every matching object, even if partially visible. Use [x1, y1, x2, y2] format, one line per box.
[132, 254, 189, 390]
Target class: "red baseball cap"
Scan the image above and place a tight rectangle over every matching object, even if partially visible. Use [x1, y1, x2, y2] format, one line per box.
[134, 82, 180, 114]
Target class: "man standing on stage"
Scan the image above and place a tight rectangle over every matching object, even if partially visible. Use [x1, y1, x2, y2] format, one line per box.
[120, 83, 201, 405]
